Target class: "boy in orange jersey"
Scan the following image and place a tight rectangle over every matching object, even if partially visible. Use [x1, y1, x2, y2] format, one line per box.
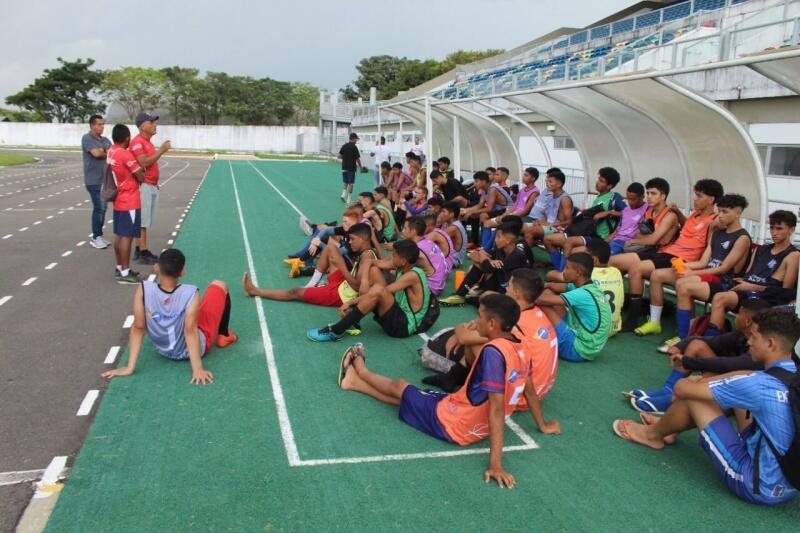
[338, 293, 561, 488]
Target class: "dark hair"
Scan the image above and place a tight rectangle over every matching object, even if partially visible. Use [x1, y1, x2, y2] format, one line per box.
[769, 210, 797, 228]
[437, 156, 450, 165]
[694, 179, 724, 203]
[497, 166, 509, 176]
[627, 182, 645, 196]
[567, 252, 594, 278]
[598, 167, 621, 187]
[89, 114, 103, 126]
[347, 222, 373, 242]
[546, 167, 562, 177]
[473, 171, 490, 183]
[392, 162, 403, 169]
[510, 269, 544, 303]
[645, 177, 670, 197]
[485, 166, 496, 174]
[443, 201, 461, 218]
[503, 215, 523, 235]
[422, 212, 437, 224]
[548, 170, 566, 185]
[380, 161, 391, 170]
[480, 293, 521, 332]
[358, 191, 375, 203]
[393, 239, 420, 264]
[524, 166, 540, 179]
[586, 239, 611, 265]
[111, 124, 131, 144]
[427, 196, 443, 207]
[405, 151, 415, 159]
[496, 220, 521, 238]
[740, 298, 771, 314]
[430, 169, 443, 180]
[751, 308, 800, 353]
[405, 216, 427, 237]
[380, 136, 386, 143]
[374, 186, 388, 196]
[716, 194, 748, 211]
[158, 248, 186, 277]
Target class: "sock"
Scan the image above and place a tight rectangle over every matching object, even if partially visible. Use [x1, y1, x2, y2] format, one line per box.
[557, 253, 567, 272]
[116, 264, 122, 272]
[304, 269, 324, 288]
[676, 309, 692, 339]
[705, 325, 721, 338]
[330, 307, 365, 335]
[218, 293, 231, 336]
[135, 246, 140, 253]
[340, 190, 346, 198]
[120, 268, 130, 276]
[480, 227, 495, 250]
[650, 305, 663, 324]
[624, 294, 642, 329]
[663, 369, 685, 391]
[440, 363, 469, 393]
[548, 250, 562, 269]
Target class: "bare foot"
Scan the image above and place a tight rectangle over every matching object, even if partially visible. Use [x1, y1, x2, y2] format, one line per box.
[624, 421, 665, 450]
[242, 272, 257, 297]
[340, 364, 360, 391]
[639, 413, 677, 445]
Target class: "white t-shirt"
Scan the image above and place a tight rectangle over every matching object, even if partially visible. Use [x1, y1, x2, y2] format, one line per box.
[410, 143, 424, 157]
[372, 145, 391, 168]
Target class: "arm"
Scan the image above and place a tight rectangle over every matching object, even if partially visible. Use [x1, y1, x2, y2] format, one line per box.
[631, 211, 677, 246]
[686, 234, 714, 270]
[453, 320, 489, 346]
[672, 378, 714, 401]
[101, 284, 146, 379]
[689, 235, 751, 277]
[522, 378, 561, 434]
[384, 270, 418, 295]
[554, 197, 573, 227]
[513, 191, 538, 217]
[536, 293, 567, 308]
[668, 204, 687, 227]
[135, 143, 170, 169]
[782, 252, 800, 289]
[183, 293, 213, 384]
[544, 282, 568, 294]
[680, 353, 760, 374]
[132, 167, 145, 183]
[484, 392, 515, 488]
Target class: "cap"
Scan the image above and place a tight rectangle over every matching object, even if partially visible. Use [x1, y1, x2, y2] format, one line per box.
[349, 132, 359, 140]
[135, 112, 159, 128]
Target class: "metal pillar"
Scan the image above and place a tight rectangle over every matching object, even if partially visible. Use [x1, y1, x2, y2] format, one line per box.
[453, 116, 461, 181]
[424, 97, 434, 194]
[398, 119, 404, 160]
[377, 108, 382, 139]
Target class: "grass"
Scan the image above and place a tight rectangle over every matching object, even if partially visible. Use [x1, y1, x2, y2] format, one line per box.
[0, 152, 36, 166]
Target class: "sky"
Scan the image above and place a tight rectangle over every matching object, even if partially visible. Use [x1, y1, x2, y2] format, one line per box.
[0, 0, 636, 104]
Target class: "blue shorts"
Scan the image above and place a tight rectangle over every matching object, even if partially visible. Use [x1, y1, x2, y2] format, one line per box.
[554, 319, 586, 362]
[609, 239, 626, 255]
[342, 170, 356, 184]
[113, 209, 141, 238]
[398, 385, 452, 443]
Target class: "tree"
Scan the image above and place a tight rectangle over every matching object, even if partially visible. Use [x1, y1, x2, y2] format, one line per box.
[101, 67, 166, 121]
[0, 107, 47, 122]
[290, 82, 320, 126]
[5, 57, 105, 122]
[160, 67, 199, 125]
[348, 55, 413, 100]
[385, 59, 445, 97]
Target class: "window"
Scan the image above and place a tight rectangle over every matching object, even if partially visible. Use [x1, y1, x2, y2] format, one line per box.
[767, 146, 800, 177]
[553, 136, 576, 150]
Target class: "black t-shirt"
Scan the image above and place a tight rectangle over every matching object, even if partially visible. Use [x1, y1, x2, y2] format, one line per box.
[339, 142, 360, 172]
[482, 246, 530, 286]
[440, 177, 466, 201]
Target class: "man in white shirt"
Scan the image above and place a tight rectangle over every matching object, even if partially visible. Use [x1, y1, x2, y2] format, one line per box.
[369, 136, 391, 188]
[410, 137, 425, 164]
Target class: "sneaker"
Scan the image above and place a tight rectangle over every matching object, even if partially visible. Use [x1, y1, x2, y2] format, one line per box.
[465, 286, 482, 299]
[216, 331, 238, 348]
[134, 248, 141, 261]
[137, 253, 158, 265]
[344, 323, 362, 336]
[299, 216, 313, 236]
[289, 260, 306, 278]
[89, 236, 109, 249]
[438, 294, 466, 307]
[657, 336, 681, 354]
[142, 250, 159, 260]
[117, 271, 141, 285]
[307, 327, 344, 342]
[630, 390, 673, 415]
[98, 236, 111, 247]
[634, 319, 662, 336]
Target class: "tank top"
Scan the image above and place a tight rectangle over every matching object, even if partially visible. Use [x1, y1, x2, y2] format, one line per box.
[744, 243, 799, 286]
[417, 237, 450, 295]
[142, 281, 202, 360]
[546, 190, 570, 224]
[514, 308, 558, 409]
[591, 266, 624, 337]
[436, 338, 530, 445]
[659, 211, 716, 261]
[375, 203, 397, 241]
[512, 185, 539, 215]
[644, 205, 675, 245]
[395, 267, 430, 335]
[447, 220, 468, 267]
[431, 228, 454, 266]
[483, 183, 513, 211]
[337, 250, 378, 303]
[707, 228, 751, 272]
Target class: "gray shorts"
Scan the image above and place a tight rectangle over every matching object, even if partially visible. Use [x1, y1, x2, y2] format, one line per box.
[140, 183, 159, 228]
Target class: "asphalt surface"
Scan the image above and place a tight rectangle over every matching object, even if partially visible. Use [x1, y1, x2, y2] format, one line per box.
[0, 150, 209, 531]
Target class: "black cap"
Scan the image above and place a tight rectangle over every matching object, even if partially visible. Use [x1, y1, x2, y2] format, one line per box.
[349, 132, 359, 140]
[135, 112, 159, 128]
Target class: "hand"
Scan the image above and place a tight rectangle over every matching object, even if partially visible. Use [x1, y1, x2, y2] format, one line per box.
[489, 260, 504, 269]
[733, 281, 758, 292]
[484, 467, 515, 489]
[338, 304, 351, 317]
[101, 367, 133, 379]
[668, 203, 681, 214]
[190, 369, 214, 385]
[592, 211, 608, 221]
[666, 345, 681, 356]
[539, 420, 562, 435]
[160, 140, 172, 153]
[669, 353, 684, 369]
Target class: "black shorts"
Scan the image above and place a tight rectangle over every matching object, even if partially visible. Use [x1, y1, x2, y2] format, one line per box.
[342, 171, 356, 184]
[374, 301, 412, 338]
[635, 249, 676, 269]
[682, 331, 749, 357]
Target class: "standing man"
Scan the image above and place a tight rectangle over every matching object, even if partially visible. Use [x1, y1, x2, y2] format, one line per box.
[81, 115, 112, 249]
[130, 112, 171, 265]
[369, 136, 391, 188]
[338, 132, 360, 204]
[411, 136, 425, 164]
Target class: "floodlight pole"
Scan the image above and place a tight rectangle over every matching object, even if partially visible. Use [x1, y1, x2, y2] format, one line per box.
[424, 97, 433, 195]
[453, 116, 461, 181]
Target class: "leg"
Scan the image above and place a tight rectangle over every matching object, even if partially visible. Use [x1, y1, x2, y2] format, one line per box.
[684, 339, 717, 358]
[635, 268, 677, 335]
[628, 260, 655, 295]
[116, 236, 132, 270]
[340, 352, 406, 405]
[710, 291, 738, 331]
[198, 280, 237, 349]
[242, 272, 306, 301]
[86, 184, 104, 239]
[540, 304, 566, 325]
[562, 236, 584, 257]
[622, 396, 725, 450]
[609, 252, 640, 275]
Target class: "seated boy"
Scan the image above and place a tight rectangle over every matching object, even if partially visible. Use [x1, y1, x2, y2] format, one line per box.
[706, 210, 799, 336]
[401, 216, 450, 296]
[364, 187, 398, 242]
[624, 298, 770, 414]
[480, 167, 540, 250]
[523, 169, 573, 244]
[243, 223, 376, 311]
[436, 156, 455, 180]
[101, 249, 238, 384]
[338, 294, 561, 488]
[439, 221, 530, 306]
[546, 240, 624, 336]
[544, 167, 625, 270]
[613, 308, 800, 506]
[307, 239, 432, 341]
[461, 171, 513, 245]
[431, 168, 468, 207]
[438, 201, 468, 268]
[536, 252, 612, 362]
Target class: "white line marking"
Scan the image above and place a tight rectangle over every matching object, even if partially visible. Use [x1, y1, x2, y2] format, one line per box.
[167, 239, 174, 245]
[175, 224, 180, 229]
[76, 240, 86, 246]
[0, 296, 12, 306]
[45, 262, 57, 270]
[107, 219, 113, 224]
[33, 220, 41, 225]
[171, 231, 177, 236]
[147, 274, 156, 282]
[46, 215, 53, 219]
[22, 277, 37, 286]
[2, 234, 11, 239]
[61, 250, 72, 257]
[417, 332, 431, 341]
[0, 469, 45, 487]
[33, 456, 68, 498]
[19, 227, 28, 231]
[159, 161, 191, 187]
[122, 315, 134, 328]
[104, 346, 121, 364]
[76, 390, 99, 416]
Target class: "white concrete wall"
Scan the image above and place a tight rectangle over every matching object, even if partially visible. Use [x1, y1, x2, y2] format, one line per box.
[0, 123, 320, 153]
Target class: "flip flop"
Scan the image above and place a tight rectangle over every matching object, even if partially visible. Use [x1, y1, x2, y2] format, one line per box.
[338, 346, 357, 388]
[621, 389, 648, 400]
[639, 412, 660, 425]
[612, 419, 635, 441]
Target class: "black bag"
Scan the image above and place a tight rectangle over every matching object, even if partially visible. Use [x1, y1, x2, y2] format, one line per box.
[564, 204, 606, 237]
[418, 328, 457, 373]
[753, 366, 800, 495]
[100, 164, 119, 202]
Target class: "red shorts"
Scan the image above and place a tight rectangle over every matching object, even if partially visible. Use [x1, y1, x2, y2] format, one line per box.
[198, 283, 227, 353]
[698, 274, 722, 284]
[301, 270, 346, 307]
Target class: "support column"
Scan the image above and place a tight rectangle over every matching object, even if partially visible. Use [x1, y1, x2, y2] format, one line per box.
[453, 116, 461, 181]
[424, 97, 433, 195]
[399, 118, 404, 159]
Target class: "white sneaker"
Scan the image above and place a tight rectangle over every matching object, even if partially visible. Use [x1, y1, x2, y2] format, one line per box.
[98, 236, 111, 247]
[89, 236, 109, 249]
[299, 216, 313, 236]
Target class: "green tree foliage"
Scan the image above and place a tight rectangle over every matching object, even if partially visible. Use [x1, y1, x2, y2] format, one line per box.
[345, 55, 414, 100]
[0, 107, 47, 122]
[101, 67, 166, 121]
[160, 67, 200, 125]
[5, 58, 104, 123]
[290, 82, 320, 126]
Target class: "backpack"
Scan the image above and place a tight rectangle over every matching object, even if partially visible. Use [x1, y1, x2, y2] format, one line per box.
[753, 365, 800, 495]
[100, 164, 118, 202]
[418, 327, 457, 373]
[409, 270, 440, 334]
[564, 204, 606, 237]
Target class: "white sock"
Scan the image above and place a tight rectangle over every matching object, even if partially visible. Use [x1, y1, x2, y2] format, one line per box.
[340, 190, 346, 198]
[120, 268, 130, 276]
[116, 264, 122, 272]
[650, 305, 663, 324]
[345, 194, 351, 204]
[304, 269, 324, 288]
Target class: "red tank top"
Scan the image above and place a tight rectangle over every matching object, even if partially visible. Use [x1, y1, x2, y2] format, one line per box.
[659, 211, 716, 262]
[436, 338, 530, 446]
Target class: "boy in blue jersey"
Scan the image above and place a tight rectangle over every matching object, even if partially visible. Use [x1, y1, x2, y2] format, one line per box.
[613, 308, 800, 505]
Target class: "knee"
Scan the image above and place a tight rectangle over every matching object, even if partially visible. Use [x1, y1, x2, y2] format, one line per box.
[210, 280, 228, 292]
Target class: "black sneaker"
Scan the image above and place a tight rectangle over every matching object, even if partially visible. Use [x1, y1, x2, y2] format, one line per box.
[134, 248, 141, 261]
[298, 266, 315, 277]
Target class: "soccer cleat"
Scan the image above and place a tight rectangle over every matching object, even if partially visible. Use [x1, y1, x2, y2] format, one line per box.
[345, 323, 362, 336]
[634, 319, 662, 336]
[116, 272, 141, 285]
[89, 236, 109, 249]
[657, 336, 681, 353]
[289, 260, 307, 278]
[630, 390, 673, 415]
[307, 327, 344, 342]
[216, 331, 238, 348]
[438, 294, 466, 307]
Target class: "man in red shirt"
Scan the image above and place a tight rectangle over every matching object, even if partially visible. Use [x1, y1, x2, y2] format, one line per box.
[130, 112, 171, 265]
[108, 124, 145, 284]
